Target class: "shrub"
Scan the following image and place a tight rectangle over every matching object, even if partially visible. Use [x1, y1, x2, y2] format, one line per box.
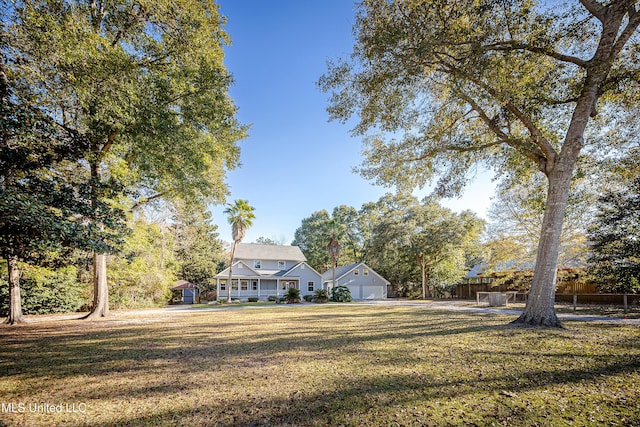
[303, 294, 314, 302]
[285, 287, 301, 304]
[330, 285, 352, 303]
[267, 295, 277, 302]
[200, 290, 217, 302]
[247, 297, 259, 302]
[0, 265, 87, 316]
[313, 289, 329, 303]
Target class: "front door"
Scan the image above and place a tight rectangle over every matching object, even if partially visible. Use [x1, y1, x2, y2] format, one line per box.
[283, 280, 299, 290]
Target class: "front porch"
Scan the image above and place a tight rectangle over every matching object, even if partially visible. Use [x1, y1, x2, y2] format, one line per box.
[216, 277, 301, 300]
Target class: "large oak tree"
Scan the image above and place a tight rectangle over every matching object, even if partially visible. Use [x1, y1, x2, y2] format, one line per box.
[6, 0, 247, 318]
[320, 0, 640, 327]
[0, 58, 125, 324]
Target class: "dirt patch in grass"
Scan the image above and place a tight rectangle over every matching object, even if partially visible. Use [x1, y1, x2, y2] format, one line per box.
[1, 305, 639, 426]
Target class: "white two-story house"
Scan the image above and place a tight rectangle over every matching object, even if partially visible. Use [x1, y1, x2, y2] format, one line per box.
[215, 244, 323, 301]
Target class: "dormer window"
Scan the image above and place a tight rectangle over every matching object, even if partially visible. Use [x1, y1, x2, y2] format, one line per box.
[278, 261, 286, 270]
[254, 260, 261, 269]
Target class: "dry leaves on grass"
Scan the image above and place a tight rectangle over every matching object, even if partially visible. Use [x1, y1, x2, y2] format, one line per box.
[0, 305, 639, 426]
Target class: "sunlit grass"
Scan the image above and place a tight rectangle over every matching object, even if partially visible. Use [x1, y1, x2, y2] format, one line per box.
[1, 305, 639, 426]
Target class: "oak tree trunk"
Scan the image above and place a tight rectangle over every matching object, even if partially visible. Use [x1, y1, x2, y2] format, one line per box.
[84, 158, 110, 319]
[512, 157, 576, 328]
[4, 256, 25, 325]
[512, 27, 612, 327]
[420, 263, 432, 299]
[84, 252, 109, 319]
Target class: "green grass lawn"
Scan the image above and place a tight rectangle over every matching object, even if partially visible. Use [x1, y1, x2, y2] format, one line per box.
[1, 305, 639, 426]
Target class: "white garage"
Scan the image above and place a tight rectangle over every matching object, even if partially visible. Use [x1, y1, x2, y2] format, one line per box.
[322, 262, 389, 300]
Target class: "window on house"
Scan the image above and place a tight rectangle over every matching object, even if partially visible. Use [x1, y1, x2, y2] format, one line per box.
[254, 260, 261, 269]
[252, 281, 258, 291]
[281, 281, 287, 290]
[241, 280, 248, 291]
[308, 281, 315, 292]
[220, 280, 226, 291]
[354, 269, 359, 276]
[278, 261, 286, 270]
[363, 269, 369, 276]
[231, 280, 238, 290]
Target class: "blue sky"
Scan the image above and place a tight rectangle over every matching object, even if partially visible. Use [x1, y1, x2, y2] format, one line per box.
[210, 0, 496, 244]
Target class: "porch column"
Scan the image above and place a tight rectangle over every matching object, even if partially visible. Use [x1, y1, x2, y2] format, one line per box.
[258, 278, 261, 297]
[276, 279, 280, 297]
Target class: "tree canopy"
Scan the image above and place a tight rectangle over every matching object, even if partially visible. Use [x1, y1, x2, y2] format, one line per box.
[294, 194, 484, 297]
[320, 0, 640, 327]
[3, 0, 247, 317]
[292, 206, 365, 272]
[1, 56, 126, 324]
[588, 176, 640, 293]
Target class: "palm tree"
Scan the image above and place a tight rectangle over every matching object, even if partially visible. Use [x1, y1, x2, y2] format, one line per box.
[224, 199, 255, 303]
[327, 234, 341, 296]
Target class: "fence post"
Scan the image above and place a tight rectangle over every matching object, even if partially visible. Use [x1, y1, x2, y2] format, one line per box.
[624, 294, 628, 314]
[573, 294, 577, 312]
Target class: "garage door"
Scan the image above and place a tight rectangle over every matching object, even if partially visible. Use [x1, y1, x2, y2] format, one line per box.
[361, 285, 384, 300]
[346, 284, 361, 299]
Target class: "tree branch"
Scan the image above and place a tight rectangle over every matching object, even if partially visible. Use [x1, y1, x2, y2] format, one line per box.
[484, 42, 589, 68]
[97, 130, 117, 163]
[436, 56, 558, 167]
[579, 0, 606, 22]
[130, 192, 166, 212]
[408, 140, 504, 163]
[612, 4, 640, 57]
[111, 5, 149, 48]
[459, 93, 548, 171]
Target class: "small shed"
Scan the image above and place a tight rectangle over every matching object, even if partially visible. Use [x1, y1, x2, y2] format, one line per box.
[171, 280, 200, 304]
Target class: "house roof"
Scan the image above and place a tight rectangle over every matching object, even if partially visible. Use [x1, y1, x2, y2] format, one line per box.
[321, 262, 390, 284]
[215, 261, 261, 278]
[234, 243, 307, 262]
[282, 262, 323, 278]
[322, 263, 360, 281]
[215, 260, 322, 280]
[172, 280, 199, 290]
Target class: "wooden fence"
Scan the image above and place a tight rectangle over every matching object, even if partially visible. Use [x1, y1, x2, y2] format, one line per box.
[455, 283, 638, 307]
